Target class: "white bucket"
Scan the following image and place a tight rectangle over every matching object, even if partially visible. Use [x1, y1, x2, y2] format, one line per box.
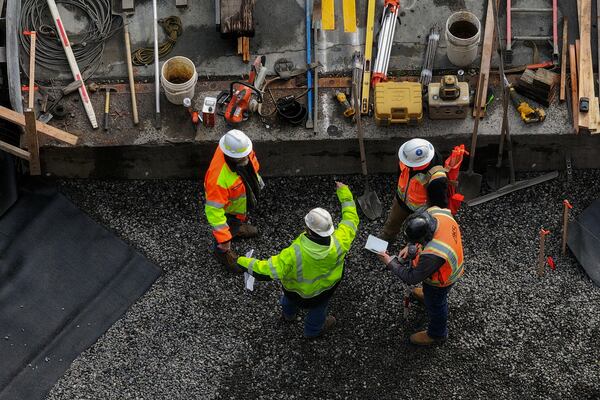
[160, 56, 198, 105]
[445, 11, 481, 67]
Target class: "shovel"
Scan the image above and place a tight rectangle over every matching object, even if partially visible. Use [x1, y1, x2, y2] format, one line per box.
[486, 83, 510, 190]
[458, 72, 486, 200]
[353, 81, 382, 220]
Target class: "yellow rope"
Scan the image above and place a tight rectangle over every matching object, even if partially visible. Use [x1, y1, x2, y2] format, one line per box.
[131, 16, 183, 66]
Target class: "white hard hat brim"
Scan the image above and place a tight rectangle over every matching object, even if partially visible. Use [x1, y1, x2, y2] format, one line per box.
[313, 225, 335, 237]
[219, 134, 253, 158]
[398, 141, 435, 168]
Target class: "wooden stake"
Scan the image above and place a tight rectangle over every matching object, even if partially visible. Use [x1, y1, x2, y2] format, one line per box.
[472, 0, 498, 118]
[25, 31, 37, 109]
[562, 200, 573, 255]
[537, 229, 550, 277]
[578, 0, 592, 130]
[560, 18, 568, 101]
[569, 44, 579, 133]
[24, 108, 41, 175]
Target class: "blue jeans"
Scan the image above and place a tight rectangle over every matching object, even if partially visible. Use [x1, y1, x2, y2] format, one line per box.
[280, 294, 330, 337]
[422, 283, 454, 338]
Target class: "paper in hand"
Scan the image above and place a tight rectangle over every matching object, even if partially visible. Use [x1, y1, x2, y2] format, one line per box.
[244, 272, 255, 291]
[365, 234, 388, 254]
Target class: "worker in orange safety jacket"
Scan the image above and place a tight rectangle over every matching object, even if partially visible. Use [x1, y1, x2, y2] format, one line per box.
[204, 129, 264, 271]
[378, 207, 464, 346]
[380, 138, 449, 242]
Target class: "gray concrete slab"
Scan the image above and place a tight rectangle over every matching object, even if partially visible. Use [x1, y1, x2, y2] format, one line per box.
[31, 0, 571, 81]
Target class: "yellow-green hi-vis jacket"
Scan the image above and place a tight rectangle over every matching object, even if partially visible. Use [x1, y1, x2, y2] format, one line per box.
[237, 186, 359, 299]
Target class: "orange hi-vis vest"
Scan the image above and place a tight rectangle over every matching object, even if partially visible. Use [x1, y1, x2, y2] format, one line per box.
[397, 161, 447, 211]
[417, 206, 464, 287]
[204, 147, 262, 243]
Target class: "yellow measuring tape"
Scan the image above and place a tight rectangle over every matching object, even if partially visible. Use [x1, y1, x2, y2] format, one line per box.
[361, 0, 376, 114]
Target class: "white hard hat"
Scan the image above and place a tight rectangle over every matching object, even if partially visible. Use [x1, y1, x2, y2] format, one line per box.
[398, 138, 435, 168]
[219, 129, 253, 158]
[304, 207, 335, 237]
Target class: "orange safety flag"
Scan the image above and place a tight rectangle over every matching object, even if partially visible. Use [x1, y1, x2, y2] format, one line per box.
[444, 144, 468, 215]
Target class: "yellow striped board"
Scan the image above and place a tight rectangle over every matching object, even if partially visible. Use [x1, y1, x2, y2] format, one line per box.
[343, 0, 357, 32]
[322, 0, 335, 30]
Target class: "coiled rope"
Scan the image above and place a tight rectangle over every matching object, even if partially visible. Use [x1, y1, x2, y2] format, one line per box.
[19, 0, 122, 78]
[131, 16, 183, 66]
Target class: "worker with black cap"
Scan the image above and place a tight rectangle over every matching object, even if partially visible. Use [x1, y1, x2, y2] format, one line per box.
[235, 181, 359, 339]
[380, 138, 449, 242]
[377, 206, 464, 346]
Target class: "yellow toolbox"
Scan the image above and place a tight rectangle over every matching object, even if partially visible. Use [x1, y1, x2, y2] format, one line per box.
[374, 81, 423, 126]
[428, 75, 470, 120]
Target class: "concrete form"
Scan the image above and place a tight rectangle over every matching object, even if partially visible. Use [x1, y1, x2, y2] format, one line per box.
[5, 0, 599, 178]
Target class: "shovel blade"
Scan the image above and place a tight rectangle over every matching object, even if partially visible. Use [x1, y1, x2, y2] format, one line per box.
[457, 171, 483, 201]
[358, 190, 383, 220]
[485, 164, 510, 191]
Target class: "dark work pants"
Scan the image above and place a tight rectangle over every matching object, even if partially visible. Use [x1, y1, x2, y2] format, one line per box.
[423, 283, 454, 338]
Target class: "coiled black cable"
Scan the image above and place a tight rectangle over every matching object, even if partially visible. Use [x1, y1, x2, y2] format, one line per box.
[19, 0, 123, 79]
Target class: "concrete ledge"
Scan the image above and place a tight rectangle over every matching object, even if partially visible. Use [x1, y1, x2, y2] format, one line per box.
[41, 131, 599, 179]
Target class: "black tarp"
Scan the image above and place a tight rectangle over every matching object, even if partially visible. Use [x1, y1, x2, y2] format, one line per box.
[0, 153, 18, 216]
[0, 186, 161, 400]
[568, 199, 600, 287]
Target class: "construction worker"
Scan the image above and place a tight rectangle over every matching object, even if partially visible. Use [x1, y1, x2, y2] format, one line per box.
[377, 207, 464, 346]
[204, 129, 264, 271]
[380, 138, 448, 242]
[236, 181, 359, 339]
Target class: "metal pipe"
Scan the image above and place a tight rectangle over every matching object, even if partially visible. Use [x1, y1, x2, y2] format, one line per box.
[511, 8, 553, 12]
[153, 0, 161, 128]
[513, 36, 553, 41]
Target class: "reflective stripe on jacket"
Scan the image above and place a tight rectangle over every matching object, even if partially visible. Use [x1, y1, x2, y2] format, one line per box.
[237, 186, 359, 299]
[397, 161, 447, 211]
[204, 147, 262, 243]
[420, 206, 464, 287]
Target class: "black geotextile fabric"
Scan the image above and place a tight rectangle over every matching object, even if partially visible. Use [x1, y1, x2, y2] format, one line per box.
[0, 153, 18, 217]
[568, 199, 600, 287]
[0, 186, 161, 400]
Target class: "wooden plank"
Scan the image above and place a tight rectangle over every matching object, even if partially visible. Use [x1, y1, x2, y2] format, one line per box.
[322, 0, 335, 30]
[560, 18, 567, 101]
[569, 44, 579, 133]
[23, 109, 41, 175]
[589, 97, 600, 134]
[578, 0, 592, 130]
[473, 0, 497, 117]
[27, 32, 36, 109]
[0, 140, 30, 160]
[576, 39, 580, 75]
[0, 105, 79, 145]
[342, 0, 357, 33]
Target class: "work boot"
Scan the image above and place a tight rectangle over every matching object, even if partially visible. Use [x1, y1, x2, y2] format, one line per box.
[411, 287, 425, 304]
[409, 330, 446, 346]
[281, 312, 298, 323]
[305, 316, 336, 339]
[213, 249, 243, 273]
[236, 223, 258, 239]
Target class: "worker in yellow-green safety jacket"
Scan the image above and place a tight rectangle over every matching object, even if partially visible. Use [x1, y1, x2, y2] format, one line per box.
[236, 181, 359, 339]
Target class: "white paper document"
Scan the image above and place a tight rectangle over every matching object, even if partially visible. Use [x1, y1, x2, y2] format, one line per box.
[365, 235, 388, 254]
[244, 272, 255, 291]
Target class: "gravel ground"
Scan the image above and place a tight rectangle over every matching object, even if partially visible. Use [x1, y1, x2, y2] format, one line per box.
[47, 169, 600, 400]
